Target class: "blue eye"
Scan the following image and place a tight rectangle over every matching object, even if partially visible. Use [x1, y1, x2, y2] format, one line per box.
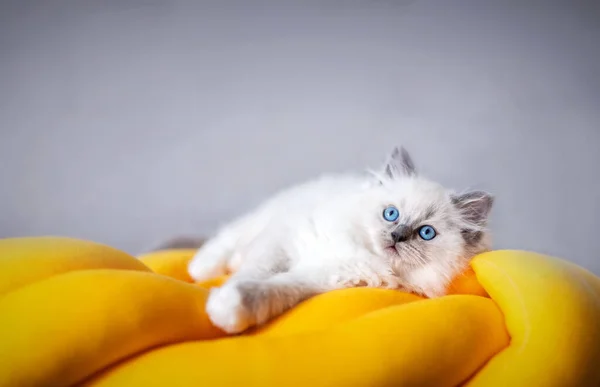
[418, 225, 436, 241]
[382, 206, 399, 222]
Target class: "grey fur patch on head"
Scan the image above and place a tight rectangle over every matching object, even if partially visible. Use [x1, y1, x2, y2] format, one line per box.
[461, 230, 484, 245]
[384, 146, 417, 179]
[451, 191, 494, 226]
[409, 205, 437, 229]
[451, 190, 494, 247]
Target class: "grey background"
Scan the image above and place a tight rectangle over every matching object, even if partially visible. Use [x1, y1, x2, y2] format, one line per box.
[1, 1, 599, 273]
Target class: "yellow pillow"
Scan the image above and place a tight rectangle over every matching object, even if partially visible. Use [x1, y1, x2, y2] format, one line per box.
[0, 237, 599, 387]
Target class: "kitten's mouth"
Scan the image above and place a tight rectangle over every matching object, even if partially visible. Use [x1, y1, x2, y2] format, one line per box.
[385, 245, 399, 256]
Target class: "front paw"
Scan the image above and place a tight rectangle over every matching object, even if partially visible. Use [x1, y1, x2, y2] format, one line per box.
[188, 250, 227, 282]
[206, 284, 254, 334]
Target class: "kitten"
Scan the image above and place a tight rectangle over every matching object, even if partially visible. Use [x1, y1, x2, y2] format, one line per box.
[186, 147, 494, 334]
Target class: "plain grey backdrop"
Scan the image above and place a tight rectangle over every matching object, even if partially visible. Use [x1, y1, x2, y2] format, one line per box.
[1, 1, 599, 273]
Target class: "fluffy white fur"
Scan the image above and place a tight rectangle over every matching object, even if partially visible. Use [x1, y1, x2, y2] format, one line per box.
[186, 147, 494, 334]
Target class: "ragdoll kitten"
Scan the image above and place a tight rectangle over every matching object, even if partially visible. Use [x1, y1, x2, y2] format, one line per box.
[187, 147, 494, 334]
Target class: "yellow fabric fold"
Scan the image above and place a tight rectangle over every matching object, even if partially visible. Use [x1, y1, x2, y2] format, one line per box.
[1, 237, 599, 387]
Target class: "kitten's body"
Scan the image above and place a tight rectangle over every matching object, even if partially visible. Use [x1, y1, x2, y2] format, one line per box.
[185, 147, 494, 334]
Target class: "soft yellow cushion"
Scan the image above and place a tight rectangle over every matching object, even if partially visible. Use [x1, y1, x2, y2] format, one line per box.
[1, 237, 599, 387]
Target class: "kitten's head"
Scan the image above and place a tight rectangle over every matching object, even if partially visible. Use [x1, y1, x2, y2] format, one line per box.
[355, 146, 494, 295]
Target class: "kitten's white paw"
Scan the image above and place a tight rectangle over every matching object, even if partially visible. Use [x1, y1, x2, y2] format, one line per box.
[228, 252, 244, 272]
[188, 252, 227, 282]
[206, 284, 253, 334]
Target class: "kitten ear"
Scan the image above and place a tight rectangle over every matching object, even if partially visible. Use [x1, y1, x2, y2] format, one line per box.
[451, 190, 494, 226]
[383, 146, 416, 179]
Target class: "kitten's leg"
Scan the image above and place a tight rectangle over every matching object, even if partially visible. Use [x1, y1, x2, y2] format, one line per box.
[188, 227, 240, 282]
[188, 213, 264, 281]
[206, 268, 332, 334]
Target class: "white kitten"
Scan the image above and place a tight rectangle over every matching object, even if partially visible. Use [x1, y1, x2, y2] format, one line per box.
[187, 147, 494, 334]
